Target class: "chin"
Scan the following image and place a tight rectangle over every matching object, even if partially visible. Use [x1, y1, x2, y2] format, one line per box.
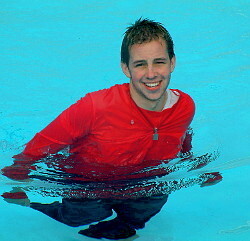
[146, 95, 163, 102]
[146, 91, 165, 101]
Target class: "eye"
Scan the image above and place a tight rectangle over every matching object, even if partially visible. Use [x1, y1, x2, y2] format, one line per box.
[134, 63, 146, 67]
[155, 61, 166, 64]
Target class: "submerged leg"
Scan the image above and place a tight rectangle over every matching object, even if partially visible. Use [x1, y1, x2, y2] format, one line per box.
[30, 198, 113, 227]
[113, 195, 169, 229]
[78, 195, 168, 239]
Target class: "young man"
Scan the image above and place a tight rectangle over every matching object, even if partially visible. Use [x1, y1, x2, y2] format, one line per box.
[2, 19, 195, 239]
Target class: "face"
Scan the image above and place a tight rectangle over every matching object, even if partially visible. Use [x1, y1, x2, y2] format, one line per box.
[122, 38, 176, 111]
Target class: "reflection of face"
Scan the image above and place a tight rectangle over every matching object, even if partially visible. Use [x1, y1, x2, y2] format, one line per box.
[122, 38, 176, 111]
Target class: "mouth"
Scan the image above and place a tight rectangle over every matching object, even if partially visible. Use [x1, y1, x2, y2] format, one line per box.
[143, 81, 162, 89]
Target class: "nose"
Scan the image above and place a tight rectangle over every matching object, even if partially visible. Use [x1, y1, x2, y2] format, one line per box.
[146, 65, 157, 80]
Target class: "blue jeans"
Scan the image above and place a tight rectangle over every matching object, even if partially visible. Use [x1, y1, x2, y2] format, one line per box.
[30, 195, 168, 229]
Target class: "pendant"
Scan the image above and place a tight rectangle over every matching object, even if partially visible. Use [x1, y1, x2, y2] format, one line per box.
[153, 133, 159, 140]
[153, 128, 159, 140]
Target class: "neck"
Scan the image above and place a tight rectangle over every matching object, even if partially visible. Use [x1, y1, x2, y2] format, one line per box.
[130, 88, 167, 112]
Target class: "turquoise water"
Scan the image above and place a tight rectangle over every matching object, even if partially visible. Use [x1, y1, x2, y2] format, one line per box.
[1, 1, 250, 240]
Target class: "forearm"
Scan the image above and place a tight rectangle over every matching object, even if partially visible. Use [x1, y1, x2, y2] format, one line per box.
[2, 133, 68, 181]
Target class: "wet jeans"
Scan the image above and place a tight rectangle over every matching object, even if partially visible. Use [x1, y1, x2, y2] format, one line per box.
[30, 195, 168, 229]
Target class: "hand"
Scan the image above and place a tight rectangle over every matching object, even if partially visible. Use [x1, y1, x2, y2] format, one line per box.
[1, 187, 30, 206]
[200, 172, 223, 187]
[1, 164, 31, 181]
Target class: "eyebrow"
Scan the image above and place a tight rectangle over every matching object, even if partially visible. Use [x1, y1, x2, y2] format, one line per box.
[154, 58, 167, 61]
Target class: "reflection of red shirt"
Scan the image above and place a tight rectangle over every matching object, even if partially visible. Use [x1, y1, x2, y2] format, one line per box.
[19, 84, 195, 170]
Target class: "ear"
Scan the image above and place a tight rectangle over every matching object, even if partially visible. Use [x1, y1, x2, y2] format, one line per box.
[170, 56, 176, 73]
[121, 63, 131, 78]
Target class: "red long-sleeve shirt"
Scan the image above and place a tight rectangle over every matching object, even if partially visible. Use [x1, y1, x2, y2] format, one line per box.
[12, 83, 195, 180]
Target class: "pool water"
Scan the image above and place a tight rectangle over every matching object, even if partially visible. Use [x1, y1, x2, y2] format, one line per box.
[1, 1, 250, 240]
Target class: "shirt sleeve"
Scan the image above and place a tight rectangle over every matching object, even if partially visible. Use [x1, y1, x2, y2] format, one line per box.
[14, 94, 94, 160]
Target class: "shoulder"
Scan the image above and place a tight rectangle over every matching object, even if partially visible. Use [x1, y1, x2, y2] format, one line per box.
[65, 83, 129, 113]
[171, 89, 195, 106]
[170, 89, 195, 117]
[88, 83, 130, 107]
[89, 83, 129, 98]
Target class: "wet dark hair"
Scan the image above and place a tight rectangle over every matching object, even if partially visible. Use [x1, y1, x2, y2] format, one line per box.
[121, 18, 175, 66]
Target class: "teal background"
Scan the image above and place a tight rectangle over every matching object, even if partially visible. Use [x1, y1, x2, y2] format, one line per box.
[1, 1, 250, 240]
